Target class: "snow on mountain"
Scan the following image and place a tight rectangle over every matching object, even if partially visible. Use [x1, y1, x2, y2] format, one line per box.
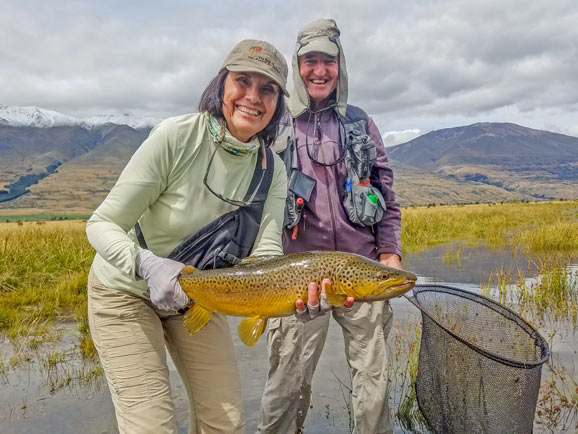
[0, 105, 160, 129]
[82, 113, 160, 129]
[0, 105, 83, 128]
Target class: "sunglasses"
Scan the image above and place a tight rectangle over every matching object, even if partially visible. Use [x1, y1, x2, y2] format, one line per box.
[203, 138, 267, 207]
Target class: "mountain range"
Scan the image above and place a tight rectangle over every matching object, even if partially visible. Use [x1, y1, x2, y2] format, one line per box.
[0, 106, 576, 215]
[0, 105, 160, 129]
[388, 122, 578, 203]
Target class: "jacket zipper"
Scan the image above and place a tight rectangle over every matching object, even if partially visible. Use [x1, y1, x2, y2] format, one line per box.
[315, 112, 338, 250]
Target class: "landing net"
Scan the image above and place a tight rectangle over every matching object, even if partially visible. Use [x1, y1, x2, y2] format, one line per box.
[407, 284, 550, 434]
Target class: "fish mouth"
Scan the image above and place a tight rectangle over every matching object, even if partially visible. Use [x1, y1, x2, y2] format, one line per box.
[371, 277, 417, 298]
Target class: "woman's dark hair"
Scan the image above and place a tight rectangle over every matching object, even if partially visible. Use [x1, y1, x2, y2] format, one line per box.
[198, 68, 286, 147]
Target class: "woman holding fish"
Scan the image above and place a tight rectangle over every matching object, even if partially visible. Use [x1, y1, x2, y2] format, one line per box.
[85, 40, 294, 434]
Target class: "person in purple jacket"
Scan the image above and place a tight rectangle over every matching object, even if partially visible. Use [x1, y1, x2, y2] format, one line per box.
[257, 18, 403, 434]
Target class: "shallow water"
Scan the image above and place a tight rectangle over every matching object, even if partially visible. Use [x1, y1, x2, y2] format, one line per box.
[0, 245, 576, 434]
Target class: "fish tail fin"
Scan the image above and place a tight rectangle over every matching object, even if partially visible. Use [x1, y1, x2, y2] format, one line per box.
[183, 303, 212, 335]
[238, 317, 268, 347]
[181, 265, 196, 274]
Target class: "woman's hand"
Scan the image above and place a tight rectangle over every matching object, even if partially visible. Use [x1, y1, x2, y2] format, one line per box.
[295, 278, 354, 322]
[137, 249, 191, 311]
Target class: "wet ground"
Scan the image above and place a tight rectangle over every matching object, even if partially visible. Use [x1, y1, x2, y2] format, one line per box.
[1, 245, 576, 433]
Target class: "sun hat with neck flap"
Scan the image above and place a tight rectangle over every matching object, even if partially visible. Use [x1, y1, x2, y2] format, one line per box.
[222, 39, 289, 96]
[289, 18, 349, 118]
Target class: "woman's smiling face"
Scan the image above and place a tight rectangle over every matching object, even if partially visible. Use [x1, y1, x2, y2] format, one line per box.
[221, 71, 280, 142]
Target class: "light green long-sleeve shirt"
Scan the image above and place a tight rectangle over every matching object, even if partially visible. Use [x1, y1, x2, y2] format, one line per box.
[86, 113, 287, 298]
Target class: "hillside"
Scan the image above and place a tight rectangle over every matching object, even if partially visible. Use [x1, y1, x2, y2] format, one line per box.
[389, 161, 534, 206]
[388, 122, 578, 201]
[1, 112, 577, 215]
[0, 125, 149, 214]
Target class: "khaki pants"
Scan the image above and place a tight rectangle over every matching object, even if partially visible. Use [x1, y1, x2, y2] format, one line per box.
[257, 300, 394, 434]
[87, 269, 245, 434]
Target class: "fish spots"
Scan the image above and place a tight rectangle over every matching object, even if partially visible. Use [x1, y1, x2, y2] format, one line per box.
[177, 251, 416, 321]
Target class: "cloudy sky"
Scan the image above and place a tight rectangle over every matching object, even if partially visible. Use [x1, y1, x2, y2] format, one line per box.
[1, 0, 577, 145]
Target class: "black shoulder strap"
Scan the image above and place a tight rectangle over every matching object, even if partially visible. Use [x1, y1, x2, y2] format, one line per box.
[134, 146, 272, 252]
[343, 104, 369, 124]
[135, 221, 148, 250]
[246, 145, 274, 203]
[167, 146, 274, 268]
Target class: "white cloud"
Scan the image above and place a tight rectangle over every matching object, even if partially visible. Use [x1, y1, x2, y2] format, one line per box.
[1, 0, 577, 136]
[382, 129, 422, 147]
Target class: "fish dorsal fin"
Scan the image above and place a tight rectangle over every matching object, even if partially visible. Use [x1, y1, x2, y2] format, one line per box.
[183, 303, 212, 335]
[238, 317, 268, 347]
[238, 255, 279, 267]
[325, 292, 347, 306]
[181, 265, 196, 274]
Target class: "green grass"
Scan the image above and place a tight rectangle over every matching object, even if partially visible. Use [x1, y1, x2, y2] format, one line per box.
[395, 324, 428, 432]
[0, 220, 94, 351]
[0, 214, 91, 223]
[0, 200, 577, 397]
[483, 258, 578, 324]
[1, 200, 576, 349]
[401, 200, 578, 254]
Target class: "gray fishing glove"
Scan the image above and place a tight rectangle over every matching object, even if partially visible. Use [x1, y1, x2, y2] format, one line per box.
[136, 249, 190, 311]
[295, 285, 332, 322]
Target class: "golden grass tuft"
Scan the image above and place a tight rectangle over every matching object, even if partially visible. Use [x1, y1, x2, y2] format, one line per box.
[402, 200, 578, 254]
[0, 220, 94, 347]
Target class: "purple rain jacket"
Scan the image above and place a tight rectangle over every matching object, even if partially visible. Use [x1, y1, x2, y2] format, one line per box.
[282, 108, 402, 261]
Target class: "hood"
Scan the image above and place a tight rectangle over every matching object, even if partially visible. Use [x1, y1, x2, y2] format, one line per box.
[288, 18, 348, 118]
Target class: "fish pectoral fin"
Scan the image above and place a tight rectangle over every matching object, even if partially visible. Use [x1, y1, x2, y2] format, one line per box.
[325, 292, 347, 307]
[180, 265, 196, 274]
[183, 303, 212, 335]
[238, 317, 268, 347]
[238, 255, 279, 267]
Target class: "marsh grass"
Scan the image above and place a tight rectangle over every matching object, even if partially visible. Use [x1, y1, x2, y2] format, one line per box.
[536, 362, 578, 431]
[0, 351, 7, 380]
[36, 344, 106, 393]
[441, 244, 463, 268]
[480, 259, 577, 432]
[1, 200, 577, 424]
[390, 321, 429, 432]
[1, 215, 90, 223]
[527, 260, 578, 324]
[483, 258, 578, 325]
[2, 200, 576, 344]
[331, 368, 354, 433]
[402, 200, 578, 254]
[0, 221, 94, 351]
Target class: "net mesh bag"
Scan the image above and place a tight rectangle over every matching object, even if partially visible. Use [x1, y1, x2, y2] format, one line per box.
[408, 285, 550, 434]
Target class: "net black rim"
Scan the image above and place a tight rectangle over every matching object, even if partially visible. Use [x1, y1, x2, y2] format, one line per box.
[407, 284, 550, 369]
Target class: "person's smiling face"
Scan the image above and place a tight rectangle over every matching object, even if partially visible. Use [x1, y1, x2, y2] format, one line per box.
[298, 52, 339, 110]
[221, 71, 280, 142]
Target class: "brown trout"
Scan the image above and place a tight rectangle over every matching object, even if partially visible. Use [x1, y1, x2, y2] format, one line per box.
[178, 251, 417, 346]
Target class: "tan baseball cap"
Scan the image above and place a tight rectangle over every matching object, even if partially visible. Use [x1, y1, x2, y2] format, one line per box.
[222, 39, 289, 96]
